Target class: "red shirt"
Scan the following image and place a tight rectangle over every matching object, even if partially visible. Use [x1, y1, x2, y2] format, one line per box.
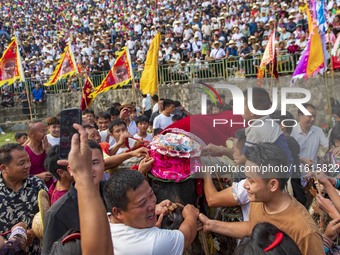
[48, 181, 69, 205]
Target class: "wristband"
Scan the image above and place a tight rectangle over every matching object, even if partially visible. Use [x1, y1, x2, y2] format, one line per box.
[324, 246, 330, 253]
[9, 227, 27, 241]
[335, 178, 340, 189]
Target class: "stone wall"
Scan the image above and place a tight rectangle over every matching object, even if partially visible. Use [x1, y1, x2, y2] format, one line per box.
[45, 75, 337, 127]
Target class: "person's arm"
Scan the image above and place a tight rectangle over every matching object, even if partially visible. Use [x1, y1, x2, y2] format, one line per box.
[108, 132, 130, 155]
[198, 213, 251, 239]
[201, 143, 233, 158]
[203, 174, 238, 208]
[320, 178, 340, 216]
[63, 124, 113, 255]
[104, 147, 149, 169]
[178, 204, 199, 249]
[316, 194, 340, 219]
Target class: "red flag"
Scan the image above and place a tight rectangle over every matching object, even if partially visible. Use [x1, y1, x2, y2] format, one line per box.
[90, 47, 132, 99]
[80, 76, 95, 111]
[44, 42, 78, 86]
[0, 37, 25, 87]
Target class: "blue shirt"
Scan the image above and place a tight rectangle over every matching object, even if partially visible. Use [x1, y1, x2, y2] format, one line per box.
[32, 87, 44, 100]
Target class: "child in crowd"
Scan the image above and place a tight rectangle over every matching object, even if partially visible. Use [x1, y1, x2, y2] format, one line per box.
[46, 116, 60, 146]
[15, 132, 28, 145]
[134, 115, 153, 142]
[44, 145, 73, 205]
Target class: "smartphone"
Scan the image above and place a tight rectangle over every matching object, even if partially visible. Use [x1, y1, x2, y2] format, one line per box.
[59, 108, 82, 159]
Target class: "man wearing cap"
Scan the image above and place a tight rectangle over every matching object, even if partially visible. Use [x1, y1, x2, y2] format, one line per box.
[0, 143, 47, 254]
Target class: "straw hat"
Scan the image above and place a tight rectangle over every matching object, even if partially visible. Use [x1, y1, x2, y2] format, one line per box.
[228, 40, 236, 45]
[119, 101, 135, 112]
[32, 190, 50, 239]
[192, 24, 200, 31]
[213, 41, 222, 47]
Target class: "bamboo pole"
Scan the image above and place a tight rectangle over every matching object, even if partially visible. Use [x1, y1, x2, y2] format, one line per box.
[24, 80, 33, 121]
[330, 56, 337, 102]
[324, 74, 333, 129]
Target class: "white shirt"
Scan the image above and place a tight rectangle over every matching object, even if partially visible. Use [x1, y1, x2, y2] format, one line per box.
[142, 95, 152, 111]
[291, 123, 328, 163]
[110, 223, 184, 255]
[192, 41, 202, 53]
[127, 120, 138, 136]
[152, 103, 159, 113]
[232, 179, 250, 221]
[46, 134, 60, 146]
[153, 113, 174, 130]
[100, 130, 116, 148]
[134, 133, 153, 142]
[210, 48, 226, 59]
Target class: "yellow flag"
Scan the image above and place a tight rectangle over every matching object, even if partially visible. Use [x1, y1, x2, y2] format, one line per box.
[140, 33, 161, 96]
[305, 6, 324, 78]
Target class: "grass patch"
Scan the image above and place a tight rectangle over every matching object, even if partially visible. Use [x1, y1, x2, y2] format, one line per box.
[0, 131, 16, 146]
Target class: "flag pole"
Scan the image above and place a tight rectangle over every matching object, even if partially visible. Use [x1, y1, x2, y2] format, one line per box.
[330, 56, 337, 102]
[126, 47, 137, 104]
[324, 73, 333, 128]
[15, 35, 33, 121]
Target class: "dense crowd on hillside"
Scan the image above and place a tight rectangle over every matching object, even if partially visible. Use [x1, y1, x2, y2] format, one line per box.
[1, 1, 340, 254]
[0, 0, 339, 84]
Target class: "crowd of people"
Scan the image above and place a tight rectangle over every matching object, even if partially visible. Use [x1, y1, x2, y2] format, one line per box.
[0, 0, 339, 86]
[2, 0, 340, 254]
[0, 87, 339, 254]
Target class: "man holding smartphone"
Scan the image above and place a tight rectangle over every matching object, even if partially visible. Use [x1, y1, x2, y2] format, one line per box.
[43, 125, 163, 254]
[42, 140, 106, 254]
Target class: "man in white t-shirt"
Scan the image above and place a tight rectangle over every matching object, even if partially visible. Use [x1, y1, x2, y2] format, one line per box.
[97, 111, 116, 148]
[108, 119, 133, 155]
[134, 115, 153, 142]
[104, 169, 200, 255]
[142, 94, 152, 119]
[291, 103, 328, 168]
[151, 94, 159, 113]
[153, 99, 175, 135]
[46, 116, 60, 146]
